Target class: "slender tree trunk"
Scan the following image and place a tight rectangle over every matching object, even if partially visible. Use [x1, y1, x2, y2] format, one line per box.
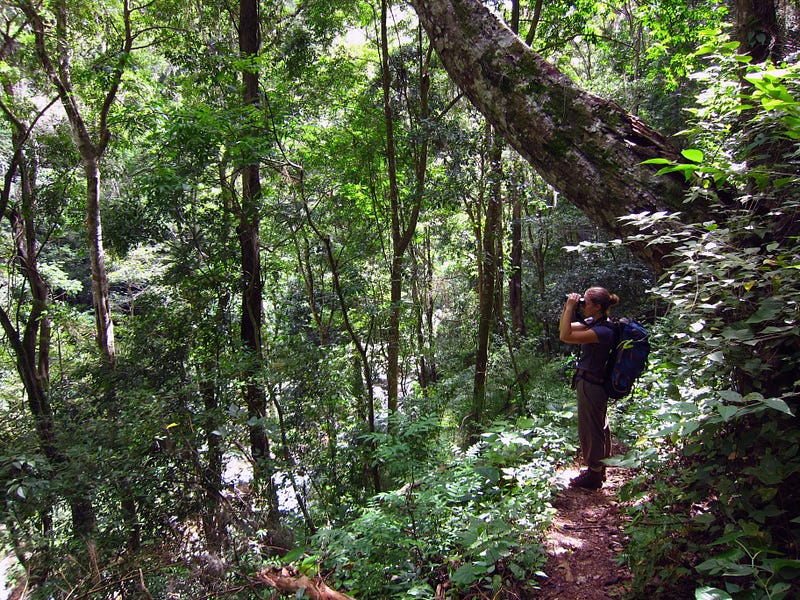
[507, 2, 526, 344]
[199, 375, 224, 551]
[307, 213, 381, 493]
[380, 0, 426, 416]
[524, 0, 544, 45]
[382, 0, 403, 417]
[469, 125, 503, 439]
[269, 387, 316, 534]
[290, 218, 378, 492]
[0, 130, 95, 579]
[85, 155, 116, 367]
[239, 0, 279, 524]
[295, 233, 330, 346]
[407, 0, 697, 272]
[509, 182, 526, 341]
[198, 293, 228, 552]
[21, 0, 120, 367]
[410, 231, 436, 391]
[527, 203, 553, 356]
[19, 0, 139, 570]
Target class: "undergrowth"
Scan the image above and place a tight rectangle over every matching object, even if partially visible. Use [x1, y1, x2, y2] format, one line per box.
[288, 402, 579, 599]
[612, 33, 800, 600]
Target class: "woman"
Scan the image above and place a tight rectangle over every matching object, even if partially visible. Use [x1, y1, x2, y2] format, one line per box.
[559, 287, 618, 490]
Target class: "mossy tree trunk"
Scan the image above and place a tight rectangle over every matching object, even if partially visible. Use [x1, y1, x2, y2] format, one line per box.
[407, 0, 698, 272]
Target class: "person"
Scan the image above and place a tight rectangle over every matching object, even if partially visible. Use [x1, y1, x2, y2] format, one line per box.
[559, 287, 618, 490]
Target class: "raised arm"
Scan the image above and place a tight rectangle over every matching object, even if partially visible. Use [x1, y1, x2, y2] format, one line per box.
[559, 294, 598, 345]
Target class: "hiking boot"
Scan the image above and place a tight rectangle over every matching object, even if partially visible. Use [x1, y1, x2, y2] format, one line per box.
[569, 469, 603, 490]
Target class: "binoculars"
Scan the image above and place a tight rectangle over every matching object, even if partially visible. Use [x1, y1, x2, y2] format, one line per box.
[564, 295, 586, 305]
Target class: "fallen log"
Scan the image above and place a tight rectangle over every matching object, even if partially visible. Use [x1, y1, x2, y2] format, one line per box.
[255, 566, 355, 600]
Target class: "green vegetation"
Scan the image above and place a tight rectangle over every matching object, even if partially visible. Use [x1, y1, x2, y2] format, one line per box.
[1, 1, 797, 599]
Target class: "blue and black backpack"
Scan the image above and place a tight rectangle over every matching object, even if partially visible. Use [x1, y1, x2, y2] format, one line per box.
[604, 318, 650, 399]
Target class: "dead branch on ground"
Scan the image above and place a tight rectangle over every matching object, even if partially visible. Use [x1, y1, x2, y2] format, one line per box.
[254, 566, 355, 600]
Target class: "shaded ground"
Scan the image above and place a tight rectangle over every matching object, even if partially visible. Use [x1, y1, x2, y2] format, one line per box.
[535, 466, 633, 599]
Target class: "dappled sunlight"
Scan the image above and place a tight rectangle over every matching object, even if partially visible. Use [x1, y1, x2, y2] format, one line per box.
[539, 466, 632, 598]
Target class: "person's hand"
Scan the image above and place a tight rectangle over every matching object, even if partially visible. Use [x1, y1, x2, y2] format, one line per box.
[564, 292, 581, 307]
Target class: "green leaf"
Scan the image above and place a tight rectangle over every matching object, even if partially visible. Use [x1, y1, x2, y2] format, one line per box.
[451, 564, 477, 585]
[745, 297, 783, 324]
[655, 163, 700, 180]
[716, 404, 739, 421]
[474, 466, 501, 484]
[282, 547, 305, 563]
[697, 556, 754, 577]
[761, 397, 794, 416]
[693, 512, 715, 526]
[770, 558, 800, 575]
[721, 327, 753, 341]
[299, 555, 319, 576]
[407, 584, 436, 597]
[682, 148, 705, 163]
[695, 587, 732, 600]
[718, 390, 743, 404]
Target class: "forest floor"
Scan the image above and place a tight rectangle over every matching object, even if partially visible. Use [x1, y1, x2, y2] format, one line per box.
[534, 464, 634, 599]
[0, 549, 15, 600]
[0, 466, 639, 600]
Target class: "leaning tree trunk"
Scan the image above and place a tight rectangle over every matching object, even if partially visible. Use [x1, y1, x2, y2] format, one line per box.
[407, 0, 697, 272]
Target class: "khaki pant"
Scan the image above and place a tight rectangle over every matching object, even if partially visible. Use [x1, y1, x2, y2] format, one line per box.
[575, 378, 612, 470]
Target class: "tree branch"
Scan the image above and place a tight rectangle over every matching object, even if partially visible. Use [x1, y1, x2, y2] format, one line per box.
[254, 567, 355, 600]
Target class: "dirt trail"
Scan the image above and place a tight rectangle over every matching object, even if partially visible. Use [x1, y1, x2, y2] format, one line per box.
[535, 466, 632, 599]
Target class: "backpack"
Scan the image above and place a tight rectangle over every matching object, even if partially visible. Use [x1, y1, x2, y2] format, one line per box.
[603, 318, 650, 400]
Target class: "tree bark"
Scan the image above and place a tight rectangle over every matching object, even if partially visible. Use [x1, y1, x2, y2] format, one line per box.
[527, 201, 553, 356]
[407, 0, 696, 272]
[410, 231, 437, 390]
[0, 104, 97, 571]
[20, 0, 120, 366]
[508, 167, 526, 341]
[85, 155, 116, 367]
[239, 0, 279, 523]
[507, 0, 525, 344]
[256, 567, 355, 599]
[469, 125, 502, 438]
[198, 293, 228, 552]
[735, 0, 781, 63]
[302, 199, 381, 493]
[381, 0, 427, 416]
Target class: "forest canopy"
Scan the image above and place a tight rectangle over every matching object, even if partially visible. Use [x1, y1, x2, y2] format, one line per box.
[1, 0, 798, 599]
